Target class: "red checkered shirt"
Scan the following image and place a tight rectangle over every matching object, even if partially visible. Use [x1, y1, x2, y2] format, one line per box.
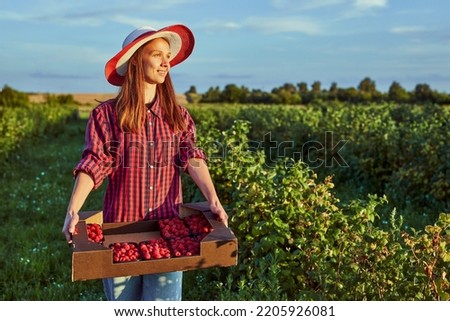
[74, 98, 206, 223]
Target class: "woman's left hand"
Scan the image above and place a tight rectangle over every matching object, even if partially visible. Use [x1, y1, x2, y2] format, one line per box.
[209, 200, 228, 227]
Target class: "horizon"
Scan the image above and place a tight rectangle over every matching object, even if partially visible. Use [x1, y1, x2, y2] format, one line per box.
[19, 76, 450, 96]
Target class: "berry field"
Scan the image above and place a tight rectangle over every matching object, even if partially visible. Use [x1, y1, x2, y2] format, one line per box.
[0, 91, 449, 300]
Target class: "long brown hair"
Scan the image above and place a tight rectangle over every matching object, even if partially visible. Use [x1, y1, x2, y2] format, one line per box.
[115, 40, 186, 133]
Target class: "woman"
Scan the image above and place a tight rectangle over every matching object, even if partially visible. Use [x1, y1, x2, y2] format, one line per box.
[62, 24, 228, 301]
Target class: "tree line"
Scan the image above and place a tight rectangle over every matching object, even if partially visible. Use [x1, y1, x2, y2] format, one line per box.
[185, 77, 450, 105]
[0, 85, 76, 107]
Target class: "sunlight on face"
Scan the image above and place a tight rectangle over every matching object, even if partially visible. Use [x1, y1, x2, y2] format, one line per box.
[141, 38, 172, 85]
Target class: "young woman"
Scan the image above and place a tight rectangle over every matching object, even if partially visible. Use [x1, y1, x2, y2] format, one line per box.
[62, 24, 228, 301]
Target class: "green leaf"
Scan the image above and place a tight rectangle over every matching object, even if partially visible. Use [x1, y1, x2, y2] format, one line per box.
[440, 252, 450, 262]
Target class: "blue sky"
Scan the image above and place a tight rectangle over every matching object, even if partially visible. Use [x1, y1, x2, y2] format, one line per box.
[1, 0, 449, 94]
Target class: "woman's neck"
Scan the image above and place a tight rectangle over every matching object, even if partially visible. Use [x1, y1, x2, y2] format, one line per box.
[144, 83, 157, 104]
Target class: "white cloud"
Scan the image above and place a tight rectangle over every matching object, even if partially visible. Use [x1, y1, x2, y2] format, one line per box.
[19, 42, 107, 65]
[0, 11, 28, 21]
[223, 22, 241, 29]
[201, 16, 323, 35]
[270, 0, 388, 12]
[0, 0, 200, 27]
[244, 16, 322, 35]
[333, 0, 388, 20]
[110, 15, 179, 29]
[354, 0, 388, 9]
[390, 26, 428, 34]
[202, 19, 242, 31]
[271, 0, 348, 10]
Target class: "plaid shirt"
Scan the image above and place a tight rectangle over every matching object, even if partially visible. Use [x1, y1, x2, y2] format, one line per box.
[74, 98, 206, 223]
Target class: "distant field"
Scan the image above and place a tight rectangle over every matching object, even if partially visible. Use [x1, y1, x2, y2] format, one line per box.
[28, 92, 116, 105]
[29, 92, 187, 107]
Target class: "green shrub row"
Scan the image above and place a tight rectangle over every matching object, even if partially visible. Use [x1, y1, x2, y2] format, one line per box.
[183, 120, 450, 300]
[187, 102, 449, 227]
[0, 87, 78, 161]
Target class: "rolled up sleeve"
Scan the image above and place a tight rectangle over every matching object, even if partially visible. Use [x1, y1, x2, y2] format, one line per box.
[177, 108, 207, 172]
[73, 108, 114, 190]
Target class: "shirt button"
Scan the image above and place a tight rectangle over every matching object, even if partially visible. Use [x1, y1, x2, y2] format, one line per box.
[150, 186, 153, 190]
[150, 165, 154, 169]
[148, 208, 152, 212]
[149, 122, 152, 126]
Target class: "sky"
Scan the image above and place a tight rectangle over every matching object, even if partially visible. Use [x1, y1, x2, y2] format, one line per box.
[1, 0, 449, 94]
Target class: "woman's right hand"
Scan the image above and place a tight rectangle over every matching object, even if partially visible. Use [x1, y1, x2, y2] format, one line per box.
[62, 211, 80, 243]
[62, 172, 95, 243]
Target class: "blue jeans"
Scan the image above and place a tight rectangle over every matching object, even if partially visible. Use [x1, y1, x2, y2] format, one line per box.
[103, 272, 183, 301]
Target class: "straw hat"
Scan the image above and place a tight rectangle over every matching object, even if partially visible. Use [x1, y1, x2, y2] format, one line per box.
[105, 24, 195, 86]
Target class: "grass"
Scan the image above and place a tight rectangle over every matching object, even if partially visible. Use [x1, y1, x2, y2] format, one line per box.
[0, 113, 200, 300]
[0, 115, 106, 300]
